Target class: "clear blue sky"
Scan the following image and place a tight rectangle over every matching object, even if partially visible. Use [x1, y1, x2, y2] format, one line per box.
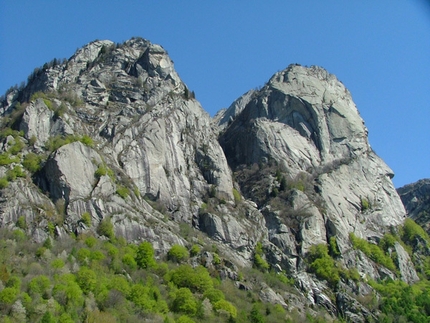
[1, 1, 429, 188]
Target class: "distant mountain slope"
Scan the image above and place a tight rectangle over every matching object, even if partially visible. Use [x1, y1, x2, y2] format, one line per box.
[398, 179, 430, 233]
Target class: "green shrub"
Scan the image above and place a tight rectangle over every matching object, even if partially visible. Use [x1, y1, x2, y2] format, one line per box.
[168, 264, 214, 293]
[254, 242, 269, 271]
[76, 267, 97, 294]
[95, 164, 107, 178]
[116, 185, 130, 199]
[176, 316, 195, 323]
[349, 233, 396, 271]
[168, 244, 189, 263]
[98, 217, 115, 240]
[172, 287, 198, 315]
[84, 236, 97, 248]
[79, 135, 94, 147]
[203, 288, 225, 303]
[8, 138, 24, 155]
[135, 241, 156, 269]
[0, 152, 19, 166]
[122, 253, 137, 270]
[190, 244, 201, 257]
[28, 275, 51, 295]
[213, 299, 237, 318]
[308, 244, 340, 286]
[6, 166, 25, 181]
[0, 287, 18, 305]
[51, 258, 65, 270]
[16, 216, 27, 229]
[328, 236, 341, 257]
[361, 197, 370, 211]
[233, 188, 241, 203]
[0, 177, 9, 189]
[402, 218, 429, 244]
[23, 153, 42, 173]
[81, 212, 91, 226]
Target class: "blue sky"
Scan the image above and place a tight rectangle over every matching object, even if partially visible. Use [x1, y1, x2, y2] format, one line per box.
[1, 1, 429, 188]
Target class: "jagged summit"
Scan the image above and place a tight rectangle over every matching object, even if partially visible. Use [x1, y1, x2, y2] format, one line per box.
[0, 37, 426, 322]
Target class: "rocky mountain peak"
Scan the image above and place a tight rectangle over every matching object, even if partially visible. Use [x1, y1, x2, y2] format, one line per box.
[0, 38, 427, 323]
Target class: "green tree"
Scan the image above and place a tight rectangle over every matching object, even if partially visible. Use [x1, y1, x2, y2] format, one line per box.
[172, 288, 198, 315]
[98, 217, 115, 240]
[135, 241, 156, 269]
[76, 267, 97, 294]
[28, 275, 51, 295]
[249, 304, 265, 323]
[0, 287, 18, 305]
[168, 244, 189, 263]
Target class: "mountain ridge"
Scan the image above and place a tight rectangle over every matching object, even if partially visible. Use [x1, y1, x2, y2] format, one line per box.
[0, 37, 429, 322]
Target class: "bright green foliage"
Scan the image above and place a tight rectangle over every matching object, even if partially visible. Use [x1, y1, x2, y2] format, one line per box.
[8, 138, 24, 155]
[248, 304, 265, 323]
[203, 288, 225, 304]
[6, 166, 25, 181]
[51, 258, 65, 270]
[90, 250, 105, 261]
[370, 279, 430, 323]
[76, 267, 97, 294]
[379, 233, 398, 252]
[15, 215, 27, 229]
[361, 197, 370, 211]
[233, 188, 241, 203]
[190, 244, 201, 257]
[98, 217, 115, 240]
[122, 253, 138, 269]
[328, 236, 341, 257]
[168, 264, 213, 293]
[168, 244, 189, 262]
[95, 164, 108, 178]
[254, 242, 269, 271]
[6, 276, 21, 290]
[43, 237, 53, 249]
[81, 212, 91, 226]
[108, 275, 130, 296]
[84, 236, 97, 247]
[136, 241, 156, 269]
[23, 152, 42, 173]
[172, 287, 198, 315]
[350, 233, 396, 271]
[0, 152, 19, 166]
[254, 254, 269, 271]
[0, 287, 18, 304]
[129, 283, 168, 314]
[213, 299, 237, 318]
[0, 177, 9, 189]
[79, 134, 94, 147]
[52, 274, 84, 310]
[176, 315, 196, 323]
[45, 134, 79, 152]
[41, 311, 56, 323]
[116, 185, 130, 199]
[58, 313, 74, 323]
[308, 244, 340, 287]
[28, 275, 51, 294]
[402, 218, 430, 244]
[76, 248, 91, 265]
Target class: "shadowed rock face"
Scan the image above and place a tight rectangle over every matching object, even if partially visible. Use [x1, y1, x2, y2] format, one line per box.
[0, 37, 420, 322]
[398, 179, 430, 233]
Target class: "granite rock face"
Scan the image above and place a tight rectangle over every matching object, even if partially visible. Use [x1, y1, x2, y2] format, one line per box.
[0, 38, 422, 322]
[219, 64, 405, 255]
